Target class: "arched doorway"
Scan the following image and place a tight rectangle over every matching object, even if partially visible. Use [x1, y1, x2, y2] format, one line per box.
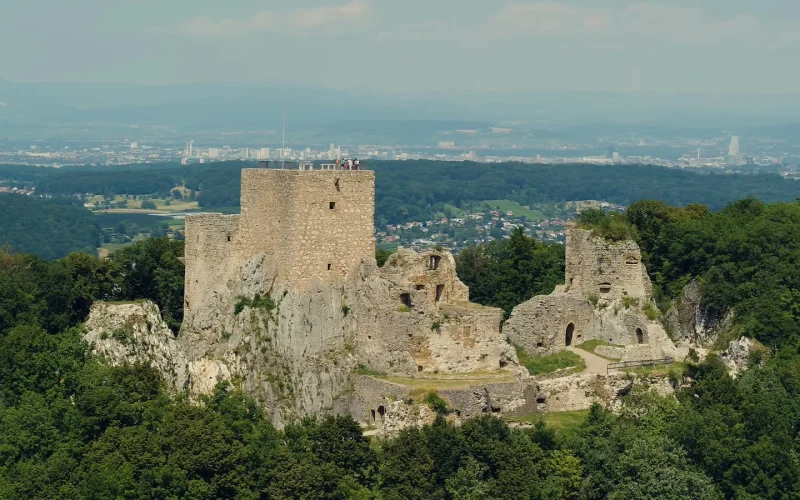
[636, 327, 644, 344]
[565, 323, 575, 346]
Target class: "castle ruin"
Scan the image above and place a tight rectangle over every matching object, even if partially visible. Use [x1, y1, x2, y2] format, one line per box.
[85, 167, 681, 430]
[505, 223, 675, 361]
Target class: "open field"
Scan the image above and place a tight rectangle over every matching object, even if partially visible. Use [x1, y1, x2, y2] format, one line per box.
[87, 192, 199, 213]
[479, 199, 545, 220]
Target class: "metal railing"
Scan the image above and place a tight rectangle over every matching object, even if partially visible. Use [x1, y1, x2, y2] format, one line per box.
[607, 357, 674, 373]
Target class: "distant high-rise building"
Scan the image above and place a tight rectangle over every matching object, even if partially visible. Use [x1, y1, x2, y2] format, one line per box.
[259, 148, 270, 160]
[727, 136, 744, 166]
[208, 148, 220, 159]
[186, 141, 194, 157]
[241, 148, 250, 159]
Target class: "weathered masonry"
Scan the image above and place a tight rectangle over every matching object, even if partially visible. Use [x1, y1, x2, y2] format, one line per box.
[184, 169, 375, 315]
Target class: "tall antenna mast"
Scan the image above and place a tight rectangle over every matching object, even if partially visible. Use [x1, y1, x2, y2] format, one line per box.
[281, 110, 286, 169]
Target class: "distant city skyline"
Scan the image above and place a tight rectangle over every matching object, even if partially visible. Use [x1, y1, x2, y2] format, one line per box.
[3, 1, 800, 93]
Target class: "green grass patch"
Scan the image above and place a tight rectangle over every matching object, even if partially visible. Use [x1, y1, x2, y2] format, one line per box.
[514, 344, 586, 376]
[506, 410, 590, 436]
[355, 365, 386, 377]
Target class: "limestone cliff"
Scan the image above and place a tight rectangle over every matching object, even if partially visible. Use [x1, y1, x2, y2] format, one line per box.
[83, 301, 189, 391]
[665, 279, 732, 346]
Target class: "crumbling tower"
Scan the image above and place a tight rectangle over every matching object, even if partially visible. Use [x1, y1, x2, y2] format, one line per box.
[184, 168, 375, 314]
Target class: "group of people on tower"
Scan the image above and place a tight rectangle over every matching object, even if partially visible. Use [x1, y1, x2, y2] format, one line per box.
[335, 158, 360, 170]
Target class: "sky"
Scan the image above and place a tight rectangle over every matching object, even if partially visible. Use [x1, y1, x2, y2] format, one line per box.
[3, 0, 800, 94]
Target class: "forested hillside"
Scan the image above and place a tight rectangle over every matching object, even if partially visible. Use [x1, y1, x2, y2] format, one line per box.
[13, 160, 800, 225]
[0, 195, 101, 260]
[628, 198, 800, 347]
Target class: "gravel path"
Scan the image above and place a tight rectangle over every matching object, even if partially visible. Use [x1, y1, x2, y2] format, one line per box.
[567, 346, 611, 374]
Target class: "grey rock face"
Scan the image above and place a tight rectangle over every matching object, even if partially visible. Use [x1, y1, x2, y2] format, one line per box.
[665, 279, 732, 346]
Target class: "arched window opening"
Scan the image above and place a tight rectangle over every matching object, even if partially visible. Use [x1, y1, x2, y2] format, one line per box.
[565, 323, 575, 346]
[636, 327, 644, 344]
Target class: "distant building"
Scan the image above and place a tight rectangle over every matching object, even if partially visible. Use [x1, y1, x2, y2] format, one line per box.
[259, 148, 270, 160]
[208, 148, 220, 159]
[130, 141, 139, 149]
[727, 136, 744, 166]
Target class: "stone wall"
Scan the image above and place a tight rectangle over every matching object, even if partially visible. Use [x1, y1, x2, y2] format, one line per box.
[349, 248, 514, 375]
[239, 169, 375, 288]
[565, 224, 652, 301]
[184, 214, 240, 316]
[505, 294, 594, 355]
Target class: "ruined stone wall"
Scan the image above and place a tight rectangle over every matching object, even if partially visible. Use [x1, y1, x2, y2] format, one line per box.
[184, 214, 241, 316]
[379, 249, 469, 307]
[350, 249, 514, 375]
[238, 169, 375, 288]
[505, 294, 594, 355]
[565, 224, 652, 301]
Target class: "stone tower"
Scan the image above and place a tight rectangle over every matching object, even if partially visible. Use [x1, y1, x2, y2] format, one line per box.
[564, 223, 651, 301]
[184, 169, 375, 314]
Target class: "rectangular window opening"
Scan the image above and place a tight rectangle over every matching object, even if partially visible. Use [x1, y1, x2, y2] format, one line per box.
[429, 255, 441, 270]
[327, 264, 332, 271]
[329, 202, 336, 209]
[435, 284, 444, 302]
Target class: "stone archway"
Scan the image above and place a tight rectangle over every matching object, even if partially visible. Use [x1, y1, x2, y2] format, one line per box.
[636, 327, 644, 344]
[565, 323, 575, 347]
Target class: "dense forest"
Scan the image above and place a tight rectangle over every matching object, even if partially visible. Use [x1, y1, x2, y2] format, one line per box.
[0, 195, 102, 260]
[8, 160, 800, 225]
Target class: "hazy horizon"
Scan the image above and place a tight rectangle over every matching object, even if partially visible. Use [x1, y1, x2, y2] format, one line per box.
[3, 0, 800, 94]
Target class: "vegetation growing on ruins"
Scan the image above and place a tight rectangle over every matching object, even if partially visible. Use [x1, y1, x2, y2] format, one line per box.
[576, 208, 638, 241]
[424, 391, 450, 414]
[234, 293, 276, 315]
[375, 247, 394, 267]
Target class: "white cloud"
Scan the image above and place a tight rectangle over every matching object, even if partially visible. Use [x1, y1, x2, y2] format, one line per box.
[0, 102, 7, 107]
[488, 2, 800, 48]
[168, 11, 276, 38]
[159, 1, 369, 38]
[488, 2, 610, 37]
[290, 0, 370, 29]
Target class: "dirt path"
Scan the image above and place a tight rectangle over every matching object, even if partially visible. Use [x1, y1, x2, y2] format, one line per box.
[567, 346, 610, 374]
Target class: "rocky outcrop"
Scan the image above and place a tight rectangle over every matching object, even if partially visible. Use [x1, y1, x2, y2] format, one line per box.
[83, 301, 189, 391]
[666, 279, 732, 346]
[720, 336, 757, 378]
